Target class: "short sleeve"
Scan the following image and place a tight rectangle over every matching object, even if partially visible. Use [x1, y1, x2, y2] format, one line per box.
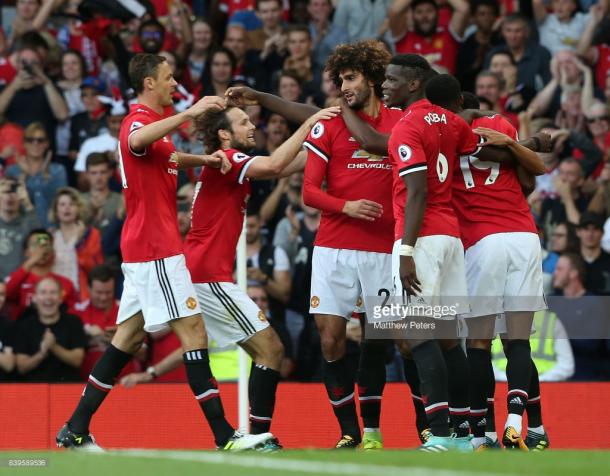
[454, 115, 481, 156]
[390, 124, 428, 178]
[124, 112, 153, 157]
[226, 150, 258, 184]
[303, 120, 331, 163]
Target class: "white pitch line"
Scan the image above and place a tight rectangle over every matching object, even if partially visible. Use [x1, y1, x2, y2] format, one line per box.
[103, 449, 514, 476]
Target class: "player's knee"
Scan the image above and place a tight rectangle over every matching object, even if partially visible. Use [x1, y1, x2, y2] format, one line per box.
[173, 315, 207, 349]
[466, 338, 491, 350]
[320, 333, 345, 361]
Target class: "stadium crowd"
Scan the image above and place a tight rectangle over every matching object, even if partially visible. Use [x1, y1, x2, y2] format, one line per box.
[0, 0, 609, 386]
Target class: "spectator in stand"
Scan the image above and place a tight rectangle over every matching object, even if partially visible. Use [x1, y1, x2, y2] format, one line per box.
[223, 24, 263, 88]
[68, 77, 108, 165]
[201, 47, 236, 98]
[161, 0, 194, 61]
[552, 253, 610, 380]
[8, 0, 59, 42]
[488, 50, 535, 115]
[0, 115, 25, 170]
[533, 0, 591, 56]
[0, 177, 39, 280]
[308, 0, 347, 74]
[540, 158, 591, 236]
[0, 31, 48, 89]
[0, 282, 16, 381]
[333, 0, 391, 43]
[81, 153, 123, 258]
[580, 102, 610, 176]
[74, 264, 143, 380]
[5, 122, 67, 228]
[50, 187, 103, 301]
[14, 276, 85, 382]
[186, 18, 215, 90]
[232, 0, 285, 51]
[456, 0, 502, 92]
[576, 212, 610, 295]
[389, 0, 470, 74]
[55, 50, 87, 185]
[485, 13, 552, 92]
[260, 172, 303, 235]
[277, 69, 304, 102]
[283, 25, 319, 90]
[577, 3, 610, 91]
[0, 45, 69, 143]
[475, 70, 519, 127]
[137, 19, 166, 56]
[589, 162, 610, 217]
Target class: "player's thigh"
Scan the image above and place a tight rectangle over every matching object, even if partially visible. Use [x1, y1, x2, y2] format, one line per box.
[357, 250, 393, 310]
[505, 310, 535, 341]
[169, 314, 207, 351]
[466, 314, 496, 348]
[112, 311, 146, 353]
[391, 237, 443, 302]
[439, 237, 469, 311]
[464, 234, 508, 317]
[504, 232, 546, 313]
[310, 246, 360, 317]
[197, 282, 270, 348]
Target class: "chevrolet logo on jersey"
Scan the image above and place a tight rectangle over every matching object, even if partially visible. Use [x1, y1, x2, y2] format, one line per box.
[351, 149, 384, 162]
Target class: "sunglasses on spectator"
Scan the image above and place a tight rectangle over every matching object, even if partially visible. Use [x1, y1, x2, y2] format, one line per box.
[587, 116, 609, 124]
[25, 136, 47, 144]
[141, 31, 162, 39]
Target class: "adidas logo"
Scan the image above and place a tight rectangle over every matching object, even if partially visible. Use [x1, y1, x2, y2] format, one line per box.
[459, 421, 470, 429]
[509, 397, 524, 406]
[477, 418, 487, 427]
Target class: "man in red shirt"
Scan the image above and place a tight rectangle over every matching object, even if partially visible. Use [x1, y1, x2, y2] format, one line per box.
[5, 229, 79, 320]
[74, 264, 143, 380]
[426, 77, 549, 451]
[184, 104, 337, 450]
[389, 0, 470, 74]
[57, 53, 273, 452]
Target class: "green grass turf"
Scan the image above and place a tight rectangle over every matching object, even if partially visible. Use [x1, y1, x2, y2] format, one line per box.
[1, 449, 609, 476]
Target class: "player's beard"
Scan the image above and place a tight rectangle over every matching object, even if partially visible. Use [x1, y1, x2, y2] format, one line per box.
[231, 136, 255, 151]
[346, 86, 371, 111]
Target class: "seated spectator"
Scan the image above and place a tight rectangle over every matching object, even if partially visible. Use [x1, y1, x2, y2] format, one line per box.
[201, 47, 236, 98]
[456, 0, 502, 92]
[185, 18, 215, 90]
[0, 177, 39, 279]
[533, 0, 590, 55]
[333, 0, 391, 43]
[0, 281, 16, 381]
[389, 0, 470, 74]
[485, 13, 551, 92]
[492, 308, 574, 382]
[0, 44, 69, 142]
[50, 187, 103, 301]
[307, 0, 347, 75]
[5, 122, 67, 227]
[276, 70, 304, 103]
[14, 277, 86, 382]
[0, 115, 25, 169]
[68, 77, 109, 164]
[540, 158, 592, 235]
[580, 102, 610, 177]
[475, 70, 519, 127]
[74, 264, 143, 380]
[576, 212, 610, 295]
[542, 221, 580, 293]
[224, 24, 263, 89]
[135, 19, 166, 56]
[551, 253, 610, 380]
[5, 229, 79, 320]
[283, 25, 319, 88]
[82, 153, 123, 245]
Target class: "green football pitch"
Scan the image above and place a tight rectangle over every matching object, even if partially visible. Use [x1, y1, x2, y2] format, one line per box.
[1, 450, 609, 476]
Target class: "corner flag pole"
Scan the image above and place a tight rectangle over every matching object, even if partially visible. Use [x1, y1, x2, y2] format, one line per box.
[236, 219, 249, 432]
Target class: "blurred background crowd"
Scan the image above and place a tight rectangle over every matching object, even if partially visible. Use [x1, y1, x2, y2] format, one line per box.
[0, 0, 609, 386]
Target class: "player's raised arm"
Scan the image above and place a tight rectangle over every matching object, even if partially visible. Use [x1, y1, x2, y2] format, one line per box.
[129, 96, 226, 153]
[245, 107, 341, 179]
[225, 86, 320, 125]
[340, 99, 390, 156]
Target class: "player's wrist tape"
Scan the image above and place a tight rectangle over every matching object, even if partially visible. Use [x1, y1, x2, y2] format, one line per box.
[146, 366, 157, 379]
[399, 245, 415, 256]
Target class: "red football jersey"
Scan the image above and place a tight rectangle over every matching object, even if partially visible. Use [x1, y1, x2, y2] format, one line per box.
[0, 56, 17, 88]
[594, 44, 610, 90]
[302, 104, 401, 253]
[452, 115, 537, 250]
[388, 99, 479, 241]
[185, 149, 256, 283]
[394, 27, 460, 74]
[118, 104, 183, 263]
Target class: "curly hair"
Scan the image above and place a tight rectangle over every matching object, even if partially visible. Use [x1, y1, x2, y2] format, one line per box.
[325, 40, 391, 98]
[194, 107, 235, 154]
